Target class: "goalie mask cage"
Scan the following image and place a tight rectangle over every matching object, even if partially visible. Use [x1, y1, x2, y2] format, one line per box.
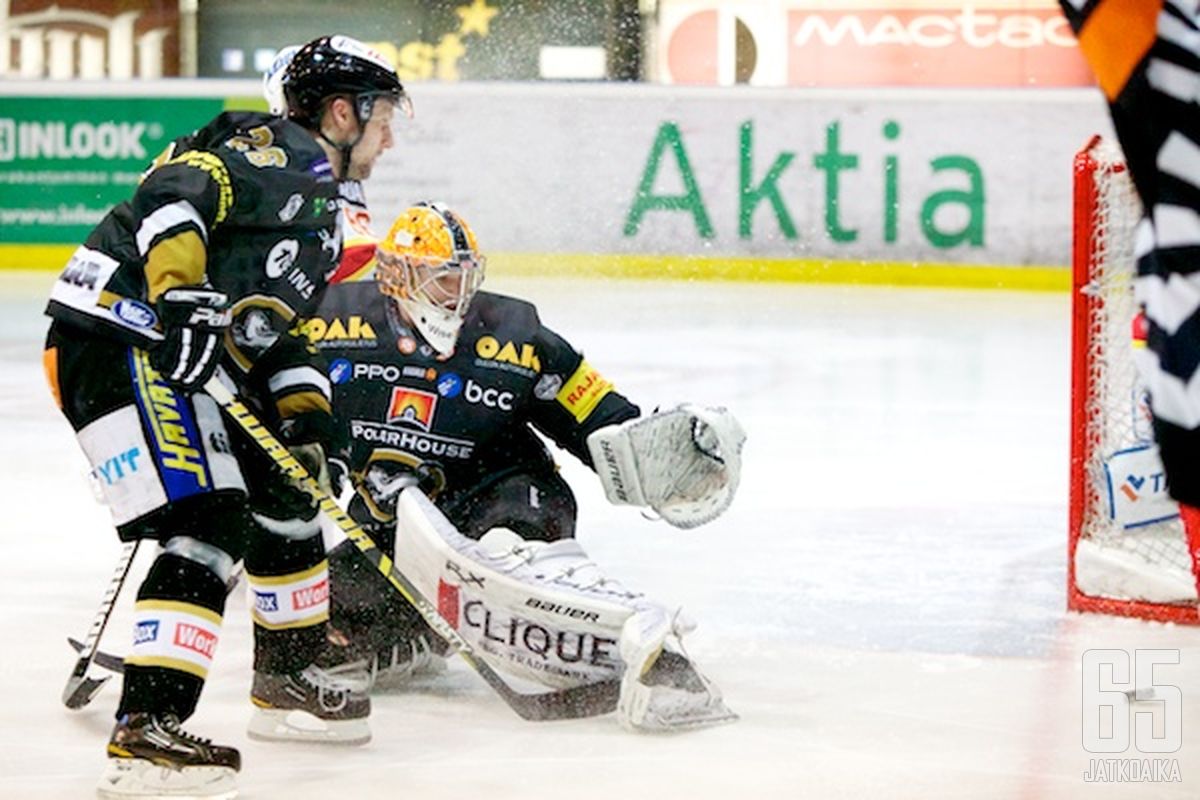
[1068, 134, 1199, 624]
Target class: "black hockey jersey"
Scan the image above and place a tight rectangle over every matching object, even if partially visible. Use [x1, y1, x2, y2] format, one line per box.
[45, 111, 344, 436]
[307, 282, 640, 520]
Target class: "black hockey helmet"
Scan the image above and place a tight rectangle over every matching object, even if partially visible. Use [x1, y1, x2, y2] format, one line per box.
[283, 35, 411, 129]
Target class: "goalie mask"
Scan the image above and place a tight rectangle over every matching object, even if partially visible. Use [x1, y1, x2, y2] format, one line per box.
[377, 203, 486, 356]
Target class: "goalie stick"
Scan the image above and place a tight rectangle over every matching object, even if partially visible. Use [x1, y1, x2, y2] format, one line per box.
[204, 376, 619, 722]
[61, 540, 139, 709]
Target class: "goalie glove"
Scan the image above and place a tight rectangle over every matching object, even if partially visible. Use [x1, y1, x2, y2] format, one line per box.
[586, 405, 746, 529]
[149, 286, 232, 390]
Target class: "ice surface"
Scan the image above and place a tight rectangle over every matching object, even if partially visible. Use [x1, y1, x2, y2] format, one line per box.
[2, 271, 1197, 799]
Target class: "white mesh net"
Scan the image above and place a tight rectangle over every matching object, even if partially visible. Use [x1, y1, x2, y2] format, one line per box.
[1072, 138, 1197, 610]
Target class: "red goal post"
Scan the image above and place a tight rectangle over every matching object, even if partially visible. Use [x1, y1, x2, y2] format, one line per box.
[1068, 135, 1199, 625]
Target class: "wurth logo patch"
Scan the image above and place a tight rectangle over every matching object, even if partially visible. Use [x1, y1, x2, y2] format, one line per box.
[174, 623, 217, 659]
[292, 579, 329, 611]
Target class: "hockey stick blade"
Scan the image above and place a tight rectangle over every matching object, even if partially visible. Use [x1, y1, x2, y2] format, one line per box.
[68, 637, 125, 674]
[62, 540, 139, 710]
[205, 376, 620, 722]
[62, 669, 110, 710]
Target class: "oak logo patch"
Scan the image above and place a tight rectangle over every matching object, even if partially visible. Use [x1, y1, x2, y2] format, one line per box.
[387, 387, 438, 431]
[302, 315, 377, 346]
[475, 335, 540, 374]
[557, 360, 613, 423]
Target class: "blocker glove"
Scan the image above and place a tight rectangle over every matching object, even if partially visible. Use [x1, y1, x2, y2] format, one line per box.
[149, 286, 232, 390]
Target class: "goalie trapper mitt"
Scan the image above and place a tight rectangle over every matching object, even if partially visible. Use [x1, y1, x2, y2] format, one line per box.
[586, 405, 746, 529]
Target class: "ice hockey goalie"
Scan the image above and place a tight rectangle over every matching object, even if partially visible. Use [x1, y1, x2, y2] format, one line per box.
[376, 488, 737, 732]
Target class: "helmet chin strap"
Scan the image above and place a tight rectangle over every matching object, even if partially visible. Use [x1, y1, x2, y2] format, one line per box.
[319, 130, 361, 181]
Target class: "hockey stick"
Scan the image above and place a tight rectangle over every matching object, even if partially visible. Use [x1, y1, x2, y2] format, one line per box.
[204, 377, 619, 722]
[62, 540, 140, 709]
[68, 637, 125, 674]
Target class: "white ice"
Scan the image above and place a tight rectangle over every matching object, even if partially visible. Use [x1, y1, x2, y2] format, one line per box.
[1, 271, 1197, 800]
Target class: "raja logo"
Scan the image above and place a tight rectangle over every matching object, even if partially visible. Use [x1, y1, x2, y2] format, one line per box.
[475, 335, 540, 371]
[387, 387, 438, 431]
[557, 360, 613, 423]
[133, 620, 159, 645]
[254, 591, 279, 613]
[174, 623, 217, 659]
[292, 579, 329, 611]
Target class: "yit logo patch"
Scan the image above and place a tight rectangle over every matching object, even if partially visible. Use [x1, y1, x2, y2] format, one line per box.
[387, 387, 438, 431]
[329, 358, 353, 385]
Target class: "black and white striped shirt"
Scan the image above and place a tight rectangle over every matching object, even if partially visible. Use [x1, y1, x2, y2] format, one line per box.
[1061, 0, 1200, 504]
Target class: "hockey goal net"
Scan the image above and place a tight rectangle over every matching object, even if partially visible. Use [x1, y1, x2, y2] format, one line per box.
[1068, 135, 1198, 624]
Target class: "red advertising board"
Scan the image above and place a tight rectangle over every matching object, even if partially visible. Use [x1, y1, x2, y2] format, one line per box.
[659, 1, 1095, 88]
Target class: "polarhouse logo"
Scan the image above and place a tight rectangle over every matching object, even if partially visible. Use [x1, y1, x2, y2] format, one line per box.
[0, 118, 157, 162]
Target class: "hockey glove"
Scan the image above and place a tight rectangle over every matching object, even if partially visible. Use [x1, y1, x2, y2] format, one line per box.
[149, 287, 232, 390]
[249, 441, 330, 540]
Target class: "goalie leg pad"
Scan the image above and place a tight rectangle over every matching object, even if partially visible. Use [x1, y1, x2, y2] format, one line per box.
[393, 491, 735, 727]
[617, 607, 737, 732]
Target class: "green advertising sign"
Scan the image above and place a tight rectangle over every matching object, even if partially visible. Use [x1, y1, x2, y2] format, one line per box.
[0, 97, 226, 246]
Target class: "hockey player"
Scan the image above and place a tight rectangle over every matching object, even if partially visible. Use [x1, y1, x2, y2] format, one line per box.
[308, 203, 744, 730]
[1058, 1, 1200, 598]
[263, 44, 379, 283]
[43, 35, 410, 799]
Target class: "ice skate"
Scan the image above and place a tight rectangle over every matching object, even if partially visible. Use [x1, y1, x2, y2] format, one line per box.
[248, 662, 371, 745]
[97, 712, 239, 800]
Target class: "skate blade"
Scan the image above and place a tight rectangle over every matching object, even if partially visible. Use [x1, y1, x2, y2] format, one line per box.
[246, 708, 371, 745]
[97, 757, 237, 800]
